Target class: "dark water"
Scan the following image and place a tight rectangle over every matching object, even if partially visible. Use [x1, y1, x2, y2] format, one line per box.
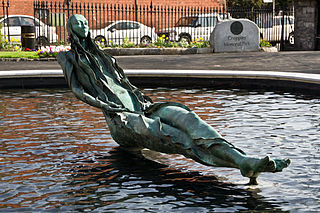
[0, 88, 319, 212]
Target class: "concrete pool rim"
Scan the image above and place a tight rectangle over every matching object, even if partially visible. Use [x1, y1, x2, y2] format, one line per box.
[0, 69, 319, 95]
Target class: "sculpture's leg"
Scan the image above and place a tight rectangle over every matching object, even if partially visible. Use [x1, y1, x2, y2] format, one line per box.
[150, 106, 290, 183]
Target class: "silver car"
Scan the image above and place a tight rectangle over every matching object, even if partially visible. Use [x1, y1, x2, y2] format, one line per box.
[0, 15, 58, 45]
[256, 15, 294, 45]
[158, 13, 225, 43]
[90, 20, 157, 46]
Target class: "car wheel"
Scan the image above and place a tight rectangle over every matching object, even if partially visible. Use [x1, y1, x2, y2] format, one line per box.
[179, 35, 191, 43]
[36, 36, 49, 47]
[140, 36, 152, 45]
[288, 32, 294, 45]
[94, 36, 107, 46]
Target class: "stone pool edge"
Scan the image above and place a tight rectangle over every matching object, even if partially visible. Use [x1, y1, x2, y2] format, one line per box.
[0, 69, 319, 94]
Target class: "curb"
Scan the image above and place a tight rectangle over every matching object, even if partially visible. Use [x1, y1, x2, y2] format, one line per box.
[1, 70, 319, 95]
[1, 69, 319, 89]
[0, 47, 275, 61]
[0, 48, 214, 62]
[1, 69, 319, 85]
[0, 57, 57, 62]
[103, 47, 214, 56]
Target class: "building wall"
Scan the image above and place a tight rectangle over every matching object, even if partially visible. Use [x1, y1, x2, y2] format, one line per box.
[295, 0, 318, 50]
[5, 0, 225, 17]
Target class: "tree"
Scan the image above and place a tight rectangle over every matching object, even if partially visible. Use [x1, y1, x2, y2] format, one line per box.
[227, 0, 293, 8]
[227, 0, 264, 8]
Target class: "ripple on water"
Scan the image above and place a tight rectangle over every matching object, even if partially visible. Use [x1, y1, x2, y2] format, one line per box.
[0, 88, 319, 212]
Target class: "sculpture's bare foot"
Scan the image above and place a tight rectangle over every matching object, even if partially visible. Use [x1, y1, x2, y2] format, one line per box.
[240, 156, 290, 184]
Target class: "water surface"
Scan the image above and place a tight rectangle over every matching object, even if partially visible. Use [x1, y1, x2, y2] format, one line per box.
[0, 88, 319, 212]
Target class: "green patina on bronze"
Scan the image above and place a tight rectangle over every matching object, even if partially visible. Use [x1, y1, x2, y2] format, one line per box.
[58, 14, 290, 185]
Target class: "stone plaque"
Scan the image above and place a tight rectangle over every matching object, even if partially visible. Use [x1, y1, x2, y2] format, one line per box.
[210, 19, 260, 52]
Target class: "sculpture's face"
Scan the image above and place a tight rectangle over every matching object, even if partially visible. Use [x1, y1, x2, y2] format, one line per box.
[70, 15, 89, 38]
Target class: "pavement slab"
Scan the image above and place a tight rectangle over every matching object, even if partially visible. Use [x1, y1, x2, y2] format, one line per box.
[1, 51, 320, 74]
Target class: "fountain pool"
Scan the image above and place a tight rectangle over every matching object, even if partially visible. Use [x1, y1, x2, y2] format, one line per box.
[0, 88, 319, 212]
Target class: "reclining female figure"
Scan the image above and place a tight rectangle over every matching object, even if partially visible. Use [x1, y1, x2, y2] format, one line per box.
[58, 14, 290, 185]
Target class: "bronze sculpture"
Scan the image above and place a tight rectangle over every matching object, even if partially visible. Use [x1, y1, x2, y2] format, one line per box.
[58, 14, 290, 185]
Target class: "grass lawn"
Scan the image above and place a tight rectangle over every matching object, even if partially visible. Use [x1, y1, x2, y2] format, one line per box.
[0, 51, 39, 59]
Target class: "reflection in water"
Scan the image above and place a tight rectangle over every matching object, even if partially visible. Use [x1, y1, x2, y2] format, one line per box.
[66, 148, 283, 212]
[0, 88, 319, 212]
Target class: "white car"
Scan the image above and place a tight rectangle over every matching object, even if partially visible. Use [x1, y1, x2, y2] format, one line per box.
[0, 15, 58, 46]
[90, 20, 157, 46]
[157, 13, 225, 43]
[256, 15, 294, 45]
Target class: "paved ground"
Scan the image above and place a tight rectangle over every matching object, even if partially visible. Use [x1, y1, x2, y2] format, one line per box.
[1, 51, 320, 74]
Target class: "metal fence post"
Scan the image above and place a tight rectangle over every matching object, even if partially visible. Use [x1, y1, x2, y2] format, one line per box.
[134, 0, 137, 22]
[280, 7, 285, 51]
[150, 0, 153, 31]
[5, 0, 10, 41]
[65, 0, 70, 19]
[30, 1, 294, 50]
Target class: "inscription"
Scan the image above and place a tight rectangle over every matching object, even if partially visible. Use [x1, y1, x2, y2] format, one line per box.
[224, 36, 250, 47]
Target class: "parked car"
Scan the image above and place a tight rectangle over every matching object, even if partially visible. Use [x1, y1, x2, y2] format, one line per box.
[90, 20, 157, 46]
[256, 15, 294, 45]
[157, 13, 226, 43]
[0, 15, 58, 46]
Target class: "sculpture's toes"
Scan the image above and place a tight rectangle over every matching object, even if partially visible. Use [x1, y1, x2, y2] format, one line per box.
[241, 157, 291, 185]
[258, 156, 276, 172]
[240, 156, 290, 178]
[273, 158, 291, 172]
[256, 157, 291, 173]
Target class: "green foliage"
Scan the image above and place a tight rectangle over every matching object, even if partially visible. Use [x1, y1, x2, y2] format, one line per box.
[38, 51, 58, 58]
[0, 23, 3, 46]
[0, 23, 21, 51]
[178, 39, 189, 48]
[121, 38, 135, 48]
[190, 38, 209, 48]
[259, 39, 272, 47]
[227, 0, 293, 8]
[227, 0, 264, 8]
[0, 35, 22, 51]
[0, 51, 39, 59]
[98, 35, 210, 49]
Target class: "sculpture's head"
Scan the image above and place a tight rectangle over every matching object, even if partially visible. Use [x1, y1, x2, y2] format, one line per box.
[67, 14, 89, 40]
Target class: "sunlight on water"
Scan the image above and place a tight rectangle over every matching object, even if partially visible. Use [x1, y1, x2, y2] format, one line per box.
[0, 88, 319, 212]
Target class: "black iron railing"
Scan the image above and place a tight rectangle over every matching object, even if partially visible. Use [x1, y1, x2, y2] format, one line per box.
[33, 1, 294, 49]
[229, 7, 295, 48]
[0, 0, 10, 40]
[33, 1, 227, 46]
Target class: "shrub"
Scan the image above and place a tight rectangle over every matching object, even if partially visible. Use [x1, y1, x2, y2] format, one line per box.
[259, 39, 272, 47]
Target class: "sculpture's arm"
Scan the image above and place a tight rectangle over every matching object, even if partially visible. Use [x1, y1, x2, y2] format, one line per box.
[58, 52, 126, 113]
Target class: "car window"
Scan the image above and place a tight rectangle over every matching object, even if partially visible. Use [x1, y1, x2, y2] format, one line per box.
[197, 17, 207, 27]
[273, 18, 281, 26]
[207, 17, 217, 27]
[196, 17, 217, 27]
[118, 22, 140, 30]
[4, 17, 20, 26]
[175, 17, 197, 27]
[21, 17, 35, 26]
[130, 22, 140, 29]
[113, 23, 122, 30]
[284, 17, 294, 25]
